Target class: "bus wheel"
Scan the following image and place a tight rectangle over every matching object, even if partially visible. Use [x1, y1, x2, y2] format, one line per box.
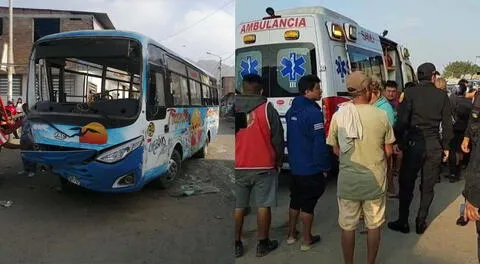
[194, 138, 209, 159]
[157, 149, 182, 189]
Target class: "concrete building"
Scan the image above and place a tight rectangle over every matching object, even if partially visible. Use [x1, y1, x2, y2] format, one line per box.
[220, 76, 234, 116]
[221, 76, 234, 96]
[0, 7, 115, 102]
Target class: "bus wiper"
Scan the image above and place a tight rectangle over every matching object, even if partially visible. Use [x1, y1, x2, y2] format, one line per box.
[75, 103, 114, 123]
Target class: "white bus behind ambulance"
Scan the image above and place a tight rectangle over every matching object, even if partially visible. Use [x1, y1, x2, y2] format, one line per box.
[236, 6, 416, 168]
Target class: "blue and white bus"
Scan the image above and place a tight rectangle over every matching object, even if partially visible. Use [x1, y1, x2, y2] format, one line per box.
[21, 30, 220, 192]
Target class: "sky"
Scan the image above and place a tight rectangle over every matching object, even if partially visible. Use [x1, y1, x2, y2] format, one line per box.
[236, 0, 480, 71]
[8, 0, 235, 65]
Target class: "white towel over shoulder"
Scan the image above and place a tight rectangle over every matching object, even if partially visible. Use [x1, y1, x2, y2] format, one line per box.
[335, 101, 363, 153]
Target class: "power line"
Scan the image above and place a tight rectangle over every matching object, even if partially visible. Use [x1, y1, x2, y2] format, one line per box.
[160, 0, 234, 42]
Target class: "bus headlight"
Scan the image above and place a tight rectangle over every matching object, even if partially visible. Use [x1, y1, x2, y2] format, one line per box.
[96, 136, 143, 164]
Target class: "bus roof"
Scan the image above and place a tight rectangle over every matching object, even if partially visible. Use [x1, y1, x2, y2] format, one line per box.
[277, 6, 357, 25]
[36, 30, 216, 80]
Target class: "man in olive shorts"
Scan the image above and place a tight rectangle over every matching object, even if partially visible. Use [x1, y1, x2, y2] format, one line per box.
[234, 74, 284, 258]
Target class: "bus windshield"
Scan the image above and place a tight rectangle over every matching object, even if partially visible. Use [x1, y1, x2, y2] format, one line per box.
[236, 43, 316, 97]
[29, 37, 142, 127]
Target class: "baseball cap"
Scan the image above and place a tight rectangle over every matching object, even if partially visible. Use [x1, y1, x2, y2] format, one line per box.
[346, 71, 370, 93]
[417, 62, 436, 81]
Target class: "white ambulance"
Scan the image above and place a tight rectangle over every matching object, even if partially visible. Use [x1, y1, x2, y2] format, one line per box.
[236, 6, 416, 167]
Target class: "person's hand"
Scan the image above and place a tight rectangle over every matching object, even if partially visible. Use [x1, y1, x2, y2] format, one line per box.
[462, 137, 470, 153]
[393, 144, 401, 154]
[464, 200, 480, 222]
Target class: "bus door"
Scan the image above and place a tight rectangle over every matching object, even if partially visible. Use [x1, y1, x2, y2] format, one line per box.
[143, 63, 170, 180]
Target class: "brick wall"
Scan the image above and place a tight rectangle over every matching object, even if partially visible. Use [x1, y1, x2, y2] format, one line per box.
[0, 9, 94, 75]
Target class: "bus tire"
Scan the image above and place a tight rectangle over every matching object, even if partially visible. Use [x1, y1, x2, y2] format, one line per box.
[157, 149, 182, 189]
[194, 137, 209, 159]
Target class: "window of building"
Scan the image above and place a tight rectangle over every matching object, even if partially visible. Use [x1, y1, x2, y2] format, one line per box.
[34, 18, 60, 42]
[0, 19, 3, 36]
[0, 75, 23, 97]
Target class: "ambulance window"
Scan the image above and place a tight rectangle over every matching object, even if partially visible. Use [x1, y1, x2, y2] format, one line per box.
[276, 46, 314, 95]
[347, 45, 385, 82]
[235, 50, 262, 92]
[405, 64, 415, 83]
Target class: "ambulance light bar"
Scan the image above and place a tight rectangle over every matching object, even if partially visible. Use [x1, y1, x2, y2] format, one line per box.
[243, 34, 256, 44]
[344, 23, 357, 41]
[284, 30, 299, 40]
[326, 22, 344, 41]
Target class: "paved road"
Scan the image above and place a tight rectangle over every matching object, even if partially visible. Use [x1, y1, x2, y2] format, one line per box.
[0, 119, 235, 264]
[237, 169, 479, 264]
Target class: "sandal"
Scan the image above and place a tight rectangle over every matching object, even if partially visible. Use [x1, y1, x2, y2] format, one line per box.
[300, 235, 321, 251]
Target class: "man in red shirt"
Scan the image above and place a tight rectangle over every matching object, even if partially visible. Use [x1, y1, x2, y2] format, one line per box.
[235, 74, 284, 258]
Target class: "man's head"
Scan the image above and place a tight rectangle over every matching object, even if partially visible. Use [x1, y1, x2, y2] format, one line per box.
[298, 74, 322, 101]
[417, 62, 437, 83]
[384, 80, 398, 101]
[242, 74, 263, 95]
[368, 77, 383, 104]
[346, 71, 373, 103]
[435, 77, 447, 90]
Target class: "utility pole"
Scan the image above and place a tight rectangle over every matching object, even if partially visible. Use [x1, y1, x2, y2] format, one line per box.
[206, 51, 222, 96]
[7, 0, 13, 101]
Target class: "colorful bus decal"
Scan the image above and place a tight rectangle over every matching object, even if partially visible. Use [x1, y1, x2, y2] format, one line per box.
[29, 122, 138, 151]
[142, 107, 219, 181]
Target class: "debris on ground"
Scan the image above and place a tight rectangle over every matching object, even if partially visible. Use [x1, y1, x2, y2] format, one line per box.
[169, 173, 220, 197]
[0, 200, 13, 208]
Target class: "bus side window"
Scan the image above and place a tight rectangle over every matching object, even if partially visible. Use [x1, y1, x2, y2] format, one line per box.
[202, 84, 211, 106]
[147, 69, 167, 120]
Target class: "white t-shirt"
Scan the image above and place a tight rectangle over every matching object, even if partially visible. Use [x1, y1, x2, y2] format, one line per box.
[16, 103, 23, 113]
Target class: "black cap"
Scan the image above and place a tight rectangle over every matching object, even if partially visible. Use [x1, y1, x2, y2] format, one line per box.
[417, 62, 436, 81]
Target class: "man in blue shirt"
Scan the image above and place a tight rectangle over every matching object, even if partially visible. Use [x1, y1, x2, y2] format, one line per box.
[286, 75, 330, 251]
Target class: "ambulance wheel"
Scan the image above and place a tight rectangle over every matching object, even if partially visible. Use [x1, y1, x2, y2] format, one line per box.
[157, 149, 182, 189]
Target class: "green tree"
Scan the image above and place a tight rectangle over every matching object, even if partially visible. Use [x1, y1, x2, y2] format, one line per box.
[443, 61, 480, 78]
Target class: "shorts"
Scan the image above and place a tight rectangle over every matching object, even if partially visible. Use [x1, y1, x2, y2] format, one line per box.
[235, 169, 278, 209]
[338, 196, 386, 231]
[289, 174, 326, 215]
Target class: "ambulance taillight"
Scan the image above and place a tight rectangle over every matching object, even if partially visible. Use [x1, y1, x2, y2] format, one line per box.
[243, 34, 256, 44]
[284, 30, 300, 40]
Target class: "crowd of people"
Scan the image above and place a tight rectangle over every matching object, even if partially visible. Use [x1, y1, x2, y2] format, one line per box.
[234, 63, 480, 263]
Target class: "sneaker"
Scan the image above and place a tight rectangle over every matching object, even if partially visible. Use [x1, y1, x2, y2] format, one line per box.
[300, 235, 321, 251]
[17, 170, 25, 175]
[388, 220, 410, 234]
[256, 239, 278, 257]
[27, 172, 35, 178]
[287, 231, 299, 245]
[235, 241, 244, 258]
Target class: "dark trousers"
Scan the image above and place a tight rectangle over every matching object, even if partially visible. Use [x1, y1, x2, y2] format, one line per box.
[477, 221, 480, 262]
[398, 139, 442, 223]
